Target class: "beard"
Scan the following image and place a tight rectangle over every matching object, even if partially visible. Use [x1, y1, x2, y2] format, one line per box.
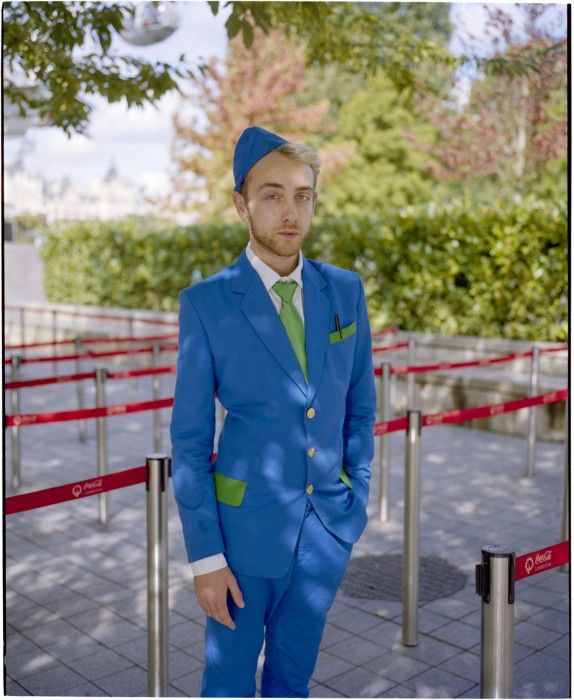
[246, 212, 306, 259]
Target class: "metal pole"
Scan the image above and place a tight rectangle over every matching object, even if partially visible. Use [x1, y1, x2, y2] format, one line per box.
[147, 454, 170, 697]
[11, 356, 22, 491]
[95, 367, 109, 524]
[19, 306, 26, 346]
[561, 399, 569, 570]
[152, 342, 162, 452]
[75, 336, 87, 442]
[128, 315, 135, 339]
[476, 545, 515, 698]
[378, 362, 392, 522]
[406, 338, 415, 410]
[525, 346, 540, 478]
[52, 309, 58, 374]
[402, 409, 421, 646]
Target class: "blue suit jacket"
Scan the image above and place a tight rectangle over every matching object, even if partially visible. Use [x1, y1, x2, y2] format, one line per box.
[170, 249, 376, 578]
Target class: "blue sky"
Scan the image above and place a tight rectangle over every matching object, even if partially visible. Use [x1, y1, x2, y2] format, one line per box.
[4, 2, 566, 199]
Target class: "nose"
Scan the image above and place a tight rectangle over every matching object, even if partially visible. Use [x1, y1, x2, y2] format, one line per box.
[281, 200, 298, 225]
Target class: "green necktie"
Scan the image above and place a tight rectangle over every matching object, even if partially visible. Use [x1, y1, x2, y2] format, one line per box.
[272, 280, 308, 382]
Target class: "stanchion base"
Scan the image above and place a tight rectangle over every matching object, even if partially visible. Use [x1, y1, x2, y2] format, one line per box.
[401, 638, 418, 647]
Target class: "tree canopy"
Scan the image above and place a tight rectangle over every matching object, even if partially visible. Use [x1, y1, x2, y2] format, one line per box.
[3, 1, 187, 136]
[4, 2, 561, 136]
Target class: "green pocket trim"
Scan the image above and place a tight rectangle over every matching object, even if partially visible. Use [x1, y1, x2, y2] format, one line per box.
[329, 322, 357, 344]
[339, 468, 352, 489]
[214, 472, 247, 507]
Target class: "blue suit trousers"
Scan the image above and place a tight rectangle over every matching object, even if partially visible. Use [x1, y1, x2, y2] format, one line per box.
[201, 504, 353, 697]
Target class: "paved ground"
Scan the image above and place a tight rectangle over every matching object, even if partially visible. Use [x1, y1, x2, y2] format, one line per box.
[4, 347, 570, 698]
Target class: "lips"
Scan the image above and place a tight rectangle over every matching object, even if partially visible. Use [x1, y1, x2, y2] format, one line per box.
[278, 230, 299, 237]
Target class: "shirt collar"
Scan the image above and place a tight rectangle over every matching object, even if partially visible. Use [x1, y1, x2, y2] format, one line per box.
[245, 240, 303, 291]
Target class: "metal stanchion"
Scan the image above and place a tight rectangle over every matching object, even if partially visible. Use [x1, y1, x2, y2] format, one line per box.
[75, 336, 87, 442]
[406, 338, 415, 410]
[561, 399, 569, 570]
[19, 306, 26, 346]
[52, 309, 58, 374]
[95, 367, 109, 524]
[147, 453, 170, 697]
[11, 356, 22, 491]
[152, 342, 162, 452]
[402, 409, 421, 646]
[475, 545, 515, 698]
[377, 362, 392, 522]
[128, 315, 135, 339]
[525, 346, 540, 478]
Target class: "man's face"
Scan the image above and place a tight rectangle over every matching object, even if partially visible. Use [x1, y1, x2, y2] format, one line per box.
[233, 151, 317, 265]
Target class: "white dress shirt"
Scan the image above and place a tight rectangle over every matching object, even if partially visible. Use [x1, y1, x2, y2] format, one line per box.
[190, 241, 305, 577]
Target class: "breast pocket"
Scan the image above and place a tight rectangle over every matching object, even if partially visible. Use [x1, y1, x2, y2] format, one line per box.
[329, 321, 356, 344]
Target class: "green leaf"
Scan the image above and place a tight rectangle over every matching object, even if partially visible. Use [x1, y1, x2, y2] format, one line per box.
[242, 20, 253, 49]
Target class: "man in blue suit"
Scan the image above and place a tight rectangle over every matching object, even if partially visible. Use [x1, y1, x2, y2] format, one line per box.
[171, 126, 376, 697]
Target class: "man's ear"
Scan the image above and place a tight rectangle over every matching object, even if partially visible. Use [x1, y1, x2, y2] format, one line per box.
[312, 190, 318, 216]
[233, 191, 248, 221]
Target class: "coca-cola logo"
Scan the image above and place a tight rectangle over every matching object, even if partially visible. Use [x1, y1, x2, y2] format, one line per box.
[523, 550, 553, 577]
[535, 550, 552, 564]
[71, 480, 103, 498]
[490, 405, 504, 416]
[106, 405, 127, 416]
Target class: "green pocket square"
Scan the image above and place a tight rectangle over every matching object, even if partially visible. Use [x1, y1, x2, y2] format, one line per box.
[329, 322, 356, 344]
[339, 468, 353, 488]
[214, 472, 247, 507]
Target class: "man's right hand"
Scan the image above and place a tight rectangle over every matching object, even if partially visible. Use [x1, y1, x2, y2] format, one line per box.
[194, 566, 245, 630]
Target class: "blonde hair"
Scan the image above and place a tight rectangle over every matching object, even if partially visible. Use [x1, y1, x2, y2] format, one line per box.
[241, 142, 321, 199]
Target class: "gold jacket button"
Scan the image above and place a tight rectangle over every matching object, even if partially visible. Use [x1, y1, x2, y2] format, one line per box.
[306, 407, 316, 419]
[307, 447, 316, 458]
[306, 484, 314, 495]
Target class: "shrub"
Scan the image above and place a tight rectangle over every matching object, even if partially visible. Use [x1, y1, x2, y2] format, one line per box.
[41, 198, 567, 341]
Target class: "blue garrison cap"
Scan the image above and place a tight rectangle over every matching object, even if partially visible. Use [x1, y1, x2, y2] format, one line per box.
[233, 126, 290, 192]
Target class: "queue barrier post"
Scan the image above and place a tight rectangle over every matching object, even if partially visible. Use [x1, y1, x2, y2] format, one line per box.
[146, 453, 171, 697]
[402, 409, 421, 647]
[525, 346, 540, 478]
[406, 338, 416, 410]
[11, 356, 22, 491]
[19, 306, 26, 347]
[95, 367, 109, 524]
[75, 336, 87, 443]
[561, 399, 569, 570]
[52, 309, 58, 374]
[377, 361, 392, 522]
[475, 545, 515, 698]
[152, 342, 162, 452]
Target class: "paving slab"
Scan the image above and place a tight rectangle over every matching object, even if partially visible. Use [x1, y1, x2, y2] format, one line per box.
[311, 651, 354, 684]
[514, 650, 571, 698]
[322, 666, 395, 697]
[328, 635, 384, 665]
[362, 653, 430, 683]
[4, 361, 569, 697]
[403, 667, 476, 697]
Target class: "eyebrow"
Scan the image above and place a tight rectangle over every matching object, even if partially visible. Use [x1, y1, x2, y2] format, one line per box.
[257, 183, 314, 193]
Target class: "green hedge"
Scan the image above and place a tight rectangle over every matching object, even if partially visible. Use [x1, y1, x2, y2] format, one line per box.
[41, 198, 567, 341]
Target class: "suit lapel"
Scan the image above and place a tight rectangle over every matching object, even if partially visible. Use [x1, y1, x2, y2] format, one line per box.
[302, 258, 330, 405]
[233, 251, 308, 396]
